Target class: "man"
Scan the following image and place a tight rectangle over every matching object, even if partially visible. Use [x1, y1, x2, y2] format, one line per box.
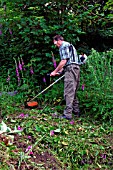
[50, 35, 80, 120]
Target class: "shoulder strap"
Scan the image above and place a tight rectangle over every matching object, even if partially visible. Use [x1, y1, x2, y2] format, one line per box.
[69, 44, 80, 63]
[69, 44, 75, 62]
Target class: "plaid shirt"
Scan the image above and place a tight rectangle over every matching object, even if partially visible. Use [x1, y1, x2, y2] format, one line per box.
[59, 41, 79, 65]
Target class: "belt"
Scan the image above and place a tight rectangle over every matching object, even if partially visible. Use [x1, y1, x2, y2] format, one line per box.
[64, 63, 80, 68]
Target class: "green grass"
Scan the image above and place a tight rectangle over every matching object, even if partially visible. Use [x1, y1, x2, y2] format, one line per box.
[0, 101, 113, 170]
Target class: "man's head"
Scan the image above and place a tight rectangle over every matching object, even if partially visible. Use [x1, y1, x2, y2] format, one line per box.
[53, 35, 64, 47]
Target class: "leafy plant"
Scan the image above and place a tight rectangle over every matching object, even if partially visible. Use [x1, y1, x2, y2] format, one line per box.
[79, 49, 113, 122]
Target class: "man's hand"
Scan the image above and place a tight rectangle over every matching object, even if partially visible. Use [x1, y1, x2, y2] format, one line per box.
[50, 59, 66, 76]
[50, 71, 57, 76]
[50, 71, 61, 76]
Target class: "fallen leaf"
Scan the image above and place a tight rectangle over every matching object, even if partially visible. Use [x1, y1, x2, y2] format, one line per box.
[62, 141, 69, 146]
[54, 129, 60, 133]
[78, 127, 84, 131]
[64, 130, 69, 134]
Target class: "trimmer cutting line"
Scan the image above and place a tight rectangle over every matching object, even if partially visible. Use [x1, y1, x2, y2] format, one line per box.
[26, 74, 64, 108]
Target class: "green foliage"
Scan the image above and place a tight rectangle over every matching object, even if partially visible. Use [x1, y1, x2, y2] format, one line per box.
[0, 50, 113, 122]
[0, 51, 113, 170]
[79, 49, 113, 121]
[0, 0, 113, 81]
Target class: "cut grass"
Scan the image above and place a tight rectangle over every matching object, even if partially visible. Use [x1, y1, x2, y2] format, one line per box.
[0, 105, 113, 170]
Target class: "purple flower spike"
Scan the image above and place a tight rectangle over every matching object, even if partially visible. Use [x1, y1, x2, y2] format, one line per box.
[30, 67, 34, 74]
[53, 61, 57, 68]
[22, 60, 24, 66]
[18, 76, 21, 83]
[82, 84, 85, 91]
[22, 63, 26, 71]
[16, 67, 19, 77]
[52, 57, 57, 68]
[9, 28, 12, 35]
[43, 77, 46, 83]
[6, 75, 10, 82]
[21, 58, 26, 71]
[18, 60, 22, 71]
[50, 130, 54, 136]
[0, 30, 2, 35]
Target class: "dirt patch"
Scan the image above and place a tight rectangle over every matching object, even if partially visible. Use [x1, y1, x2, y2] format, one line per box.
[1, 134, 65, 170]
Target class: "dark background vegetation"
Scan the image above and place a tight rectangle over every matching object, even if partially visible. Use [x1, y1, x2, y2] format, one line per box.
[0, 0, 113, 73]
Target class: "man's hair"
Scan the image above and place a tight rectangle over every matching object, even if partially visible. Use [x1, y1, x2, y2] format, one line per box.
[53, 35, 64, 41]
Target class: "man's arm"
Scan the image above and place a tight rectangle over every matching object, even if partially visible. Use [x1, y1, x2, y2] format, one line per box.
[50, 59, 67, 76]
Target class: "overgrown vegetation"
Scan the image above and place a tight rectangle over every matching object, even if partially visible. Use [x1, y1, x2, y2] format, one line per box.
[0, 0, 113, 169]
[79, 49, 113, 121]
[0, 0, 113, 81]
[0, 50, 113, 169]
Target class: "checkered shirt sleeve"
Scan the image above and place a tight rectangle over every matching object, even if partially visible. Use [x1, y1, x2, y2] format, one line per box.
[60, 45, 70, 60]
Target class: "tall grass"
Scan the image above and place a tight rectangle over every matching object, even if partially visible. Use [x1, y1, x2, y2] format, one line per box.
[79, 49, 113, 122]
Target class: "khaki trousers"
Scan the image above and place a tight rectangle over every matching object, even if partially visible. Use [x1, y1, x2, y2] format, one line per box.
[64, 64, 80, 119]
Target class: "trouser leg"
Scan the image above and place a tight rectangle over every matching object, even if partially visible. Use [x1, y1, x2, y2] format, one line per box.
[73, 72, 80, 113]
[73, 97, 80, 113]
[64, 65, 80, 119]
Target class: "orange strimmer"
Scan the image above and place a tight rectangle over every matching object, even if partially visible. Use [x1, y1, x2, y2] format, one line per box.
[26, 75, 64, 108]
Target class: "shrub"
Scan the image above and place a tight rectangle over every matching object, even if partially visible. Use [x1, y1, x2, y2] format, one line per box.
[79, 49, 113, 122]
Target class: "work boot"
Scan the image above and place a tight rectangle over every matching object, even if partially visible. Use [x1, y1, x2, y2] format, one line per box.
[59, 114, 72, 120]
[63, 109, 72, 120]
[73, 111, 80, 117]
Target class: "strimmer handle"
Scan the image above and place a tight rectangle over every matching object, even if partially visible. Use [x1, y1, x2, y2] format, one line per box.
[29, 75, 64, 101]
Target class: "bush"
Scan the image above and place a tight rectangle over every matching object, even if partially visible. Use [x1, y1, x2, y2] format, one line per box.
[79, 49, 113, 122]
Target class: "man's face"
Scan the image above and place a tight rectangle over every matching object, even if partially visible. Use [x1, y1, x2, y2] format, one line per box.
[53, 40, 61, 47]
